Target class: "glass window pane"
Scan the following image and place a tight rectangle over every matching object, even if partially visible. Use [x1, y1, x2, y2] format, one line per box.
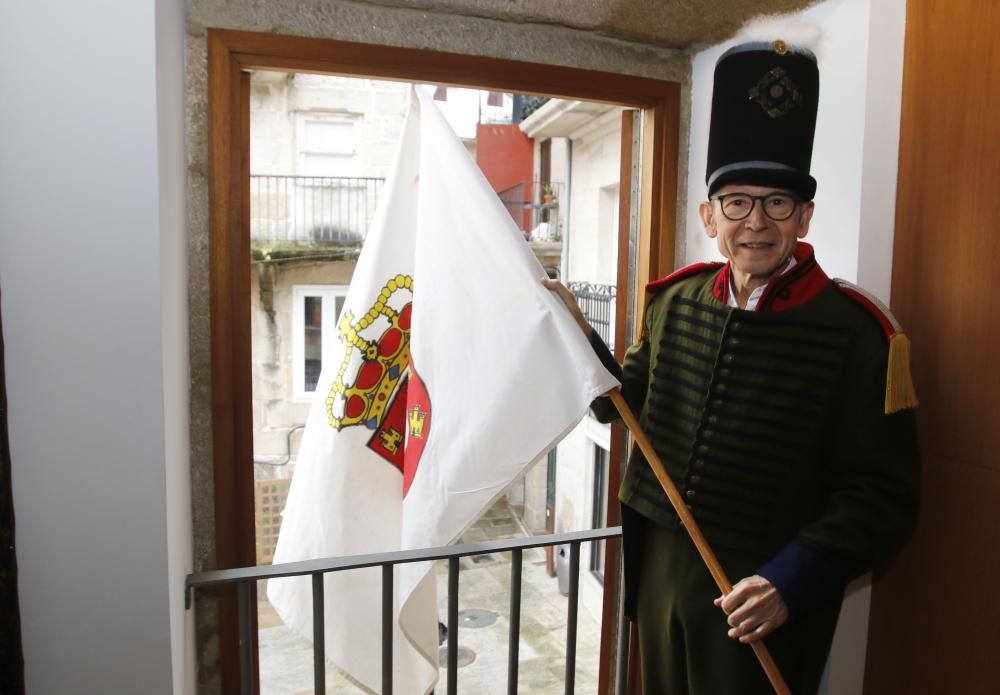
[304, 295, 323, 392]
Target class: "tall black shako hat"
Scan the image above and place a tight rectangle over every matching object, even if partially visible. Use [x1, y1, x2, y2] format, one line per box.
[706, 40, 819, 200]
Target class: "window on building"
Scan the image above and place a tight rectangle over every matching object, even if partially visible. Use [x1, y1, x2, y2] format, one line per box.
[295, 113, 361, 177]
[590, 443, 610, 581]
[292, 285, 349, 401]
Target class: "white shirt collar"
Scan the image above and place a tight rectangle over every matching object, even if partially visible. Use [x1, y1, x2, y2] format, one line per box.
[726, 255, 798, 311]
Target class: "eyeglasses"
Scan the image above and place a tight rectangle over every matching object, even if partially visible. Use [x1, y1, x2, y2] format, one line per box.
[712, 192, 801, 221]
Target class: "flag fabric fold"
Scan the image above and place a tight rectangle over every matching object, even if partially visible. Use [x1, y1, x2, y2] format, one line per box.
[268, 86, 620, 694]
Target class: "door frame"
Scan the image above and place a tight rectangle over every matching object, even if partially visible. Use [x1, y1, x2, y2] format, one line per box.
[207, 27, 680, 694]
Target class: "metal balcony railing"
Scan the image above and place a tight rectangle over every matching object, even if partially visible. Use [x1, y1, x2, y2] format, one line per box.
[186, 526, 623, 695]
[250, 175, 385, 245]
[569, 282, 616, 353]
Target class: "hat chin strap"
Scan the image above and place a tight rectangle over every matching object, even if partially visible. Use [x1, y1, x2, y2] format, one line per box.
[707, 160, 798, 191]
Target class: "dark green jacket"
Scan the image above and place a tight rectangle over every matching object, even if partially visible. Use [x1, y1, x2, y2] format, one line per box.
[593, 244, 920, 615]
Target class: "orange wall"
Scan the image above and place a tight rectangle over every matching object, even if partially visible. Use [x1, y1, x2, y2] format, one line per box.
[476, 123, 534, 230]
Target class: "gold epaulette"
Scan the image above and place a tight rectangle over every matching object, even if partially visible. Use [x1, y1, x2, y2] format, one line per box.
[833, 279, 919, 414]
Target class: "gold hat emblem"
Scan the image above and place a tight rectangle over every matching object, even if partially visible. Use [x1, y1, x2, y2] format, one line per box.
[773, 39, 788, 55]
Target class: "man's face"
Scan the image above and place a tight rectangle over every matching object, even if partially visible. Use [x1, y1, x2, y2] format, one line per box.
[699, 183, 814, 283]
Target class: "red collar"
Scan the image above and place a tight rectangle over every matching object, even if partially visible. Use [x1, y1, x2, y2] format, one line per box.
[712, 242, 829, 312]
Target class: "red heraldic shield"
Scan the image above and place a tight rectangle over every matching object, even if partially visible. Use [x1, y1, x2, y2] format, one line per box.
[366, 376, 408, 473]
[403, 361, 431, 496]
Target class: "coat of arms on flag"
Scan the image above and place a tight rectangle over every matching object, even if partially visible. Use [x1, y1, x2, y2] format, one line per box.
[323, 272, 433, 495]
[267, 86, 619, 694]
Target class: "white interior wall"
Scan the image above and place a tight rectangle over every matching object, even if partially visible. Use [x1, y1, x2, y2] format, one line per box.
[856, 0, 906, 303]
[156, 0, 194, 692]
[0, 1, 189, 693]
[684, 1, 907, 693]
[687, 0, 876, 282]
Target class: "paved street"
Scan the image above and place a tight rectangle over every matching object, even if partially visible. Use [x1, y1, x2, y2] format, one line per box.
[257, 500, 602, 694]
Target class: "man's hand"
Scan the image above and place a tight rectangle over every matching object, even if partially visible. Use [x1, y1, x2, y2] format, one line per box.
[542, 278, 592, 337]
[714, 575, 789, 644]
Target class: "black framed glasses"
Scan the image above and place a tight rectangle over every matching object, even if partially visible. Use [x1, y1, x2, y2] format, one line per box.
[712, 192, 801, 221]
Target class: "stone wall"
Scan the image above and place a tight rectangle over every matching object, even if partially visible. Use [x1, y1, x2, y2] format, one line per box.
[251, 72, 409, 178]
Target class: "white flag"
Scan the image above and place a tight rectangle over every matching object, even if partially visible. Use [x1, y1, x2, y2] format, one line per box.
[268, 86, 620, 694]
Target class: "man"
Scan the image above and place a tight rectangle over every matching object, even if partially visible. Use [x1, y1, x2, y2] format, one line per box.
[546, 40, 920, 694]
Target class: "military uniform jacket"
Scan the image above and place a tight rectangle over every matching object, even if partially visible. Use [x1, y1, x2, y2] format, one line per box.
[592, 243, 920, 617]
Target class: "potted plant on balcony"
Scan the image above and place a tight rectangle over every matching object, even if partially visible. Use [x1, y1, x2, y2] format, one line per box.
[542, 185, 557, 205]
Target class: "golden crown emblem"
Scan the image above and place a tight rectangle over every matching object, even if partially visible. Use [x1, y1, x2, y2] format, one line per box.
[326, 274, 413, 431]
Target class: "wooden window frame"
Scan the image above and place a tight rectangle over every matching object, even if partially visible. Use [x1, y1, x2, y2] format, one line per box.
[207, 27, 680, 694]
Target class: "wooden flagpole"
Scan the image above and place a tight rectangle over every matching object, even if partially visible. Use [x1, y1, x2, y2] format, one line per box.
[609, 390, 791, 695]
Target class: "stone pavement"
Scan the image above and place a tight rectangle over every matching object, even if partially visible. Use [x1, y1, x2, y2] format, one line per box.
[257, 499, 602, 694]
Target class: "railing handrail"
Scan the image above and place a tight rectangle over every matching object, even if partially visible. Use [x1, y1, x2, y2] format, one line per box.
[250, 173, 386, 182]
[566, 280, 616, 298]
[185, 525, 621, 605]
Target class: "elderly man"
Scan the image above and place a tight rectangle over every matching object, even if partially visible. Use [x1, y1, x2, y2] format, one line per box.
[547, 40, 920, 694]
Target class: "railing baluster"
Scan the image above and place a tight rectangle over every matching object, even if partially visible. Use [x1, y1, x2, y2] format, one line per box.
[382, 563, 394, 695]
[312, 573, 326, 694]
[565, 541, 581, 695]
[285, 175, 291, 242]
[237, 581, 253, 695]
[447, 556, 459, 695]
[507, 548, 522, 695]
[346, 178, 353, 237]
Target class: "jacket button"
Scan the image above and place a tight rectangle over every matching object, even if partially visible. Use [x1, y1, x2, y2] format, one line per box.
[726, 336, 741, 347]
[711, 399, 725, 410]
[730, 321, 742, 332]
[690, 475, 702, 485]
[707, 415, 719, 425]
[685, 489, 697, 500]
[696, 444, 710, 455]
[718, 368, 731, 378]
[722, 353, 735, 364]
[714, 383, 728, 394]
[702, 429, 714, 439]
[693, 459, 706, 469]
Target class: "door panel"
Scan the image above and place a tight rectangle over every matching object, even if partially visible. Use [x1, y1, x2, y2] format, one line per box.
[866, 1, 1000, 692]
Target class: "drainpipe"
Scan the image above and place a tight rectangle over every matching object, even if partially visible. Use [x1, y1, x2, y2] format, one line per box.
[560, 139, 573, 282]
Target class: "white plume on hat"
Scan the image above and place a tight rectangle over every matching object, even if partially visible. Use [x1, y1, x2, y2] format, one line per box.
[735, 14, 824, 57]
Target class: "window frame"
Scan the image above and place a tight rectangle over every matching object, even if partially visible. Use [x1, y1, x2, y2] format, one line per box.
[585, 416, 612, 582]
[290, 284, 349, 402]
[294, 111, 362, 178]
[207, 28, 681, 695]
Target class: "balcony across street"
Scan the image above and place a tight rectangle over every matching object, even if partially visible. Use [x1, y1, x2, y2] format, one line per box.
[251, 174, 385, 246]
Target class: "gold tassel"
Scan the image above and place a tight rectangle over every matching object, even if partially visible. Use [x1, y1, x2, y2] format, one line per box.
[885, 332, 919, 414]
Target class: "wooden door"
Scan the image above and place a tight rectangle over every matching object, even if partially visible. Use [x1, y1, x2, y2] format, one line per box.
[865, 2, 1000, 692]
